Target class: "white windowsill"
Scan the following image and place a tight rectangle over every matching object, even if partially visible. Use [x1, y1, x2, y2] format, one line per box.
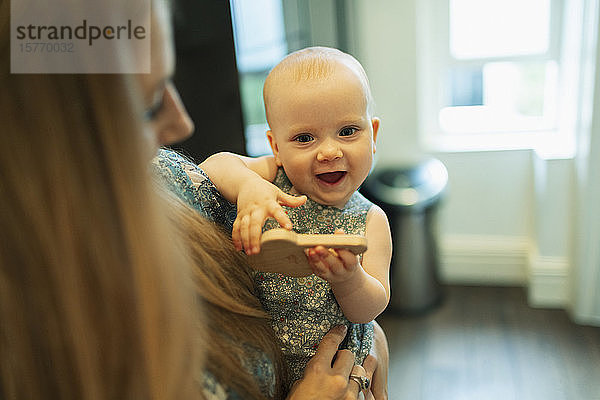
[422, 130, 576, 160]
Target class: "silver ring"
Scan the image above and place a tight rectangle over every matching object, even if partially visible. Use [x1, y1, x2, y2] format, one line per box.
[349, 374, 370, 391]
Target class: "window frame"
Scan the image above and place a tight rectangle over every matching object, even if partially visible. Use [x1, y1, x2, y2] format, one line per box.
[230, 0, 342, 156]
[417, 0, 580, 157]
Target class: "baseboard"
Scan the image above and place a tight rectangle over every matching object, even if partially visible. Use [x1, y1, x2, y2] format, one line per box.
[527, 253, 571, 308]
[572, 312, 600, 327]
[440, 235, 570, 308]
[440, 235, 530, 285]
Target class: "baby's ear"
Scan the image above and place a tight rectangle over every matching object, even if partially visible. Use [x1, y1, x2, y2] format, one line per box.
[371, 117, 380, 153]
[266, 130, 283, 166]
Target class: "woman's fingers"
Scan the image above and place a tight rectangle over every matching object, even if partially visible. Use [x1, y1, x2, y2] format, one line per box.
[362, 355, 377, 377]
[310, 325, 348, 365]
[350, 362, 375, 400]
[347, 378, 362, 400]
[350, 364, 367, 380]
[289, 325, 379, 400]
[346, 365, 367, 400]
[333, 349, 356, 377]
[361, 355, 376, 399]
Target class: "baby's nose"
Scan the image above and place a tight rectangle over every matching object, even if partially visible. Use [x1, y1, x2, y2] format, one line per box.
[316, 142, 343, 162]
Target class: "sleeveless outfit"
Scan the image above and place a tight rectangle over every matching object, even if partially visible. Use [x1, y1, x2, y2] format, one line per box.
[154, 149, 375, 391]
[255, 168, 374, 383]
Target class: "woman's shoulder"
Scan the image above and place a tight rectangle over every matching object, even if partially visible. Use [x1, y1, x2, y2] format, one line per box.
[154, 148, 208, 181]
[153, 148, 237, 232]
[153, 148, 200, 203]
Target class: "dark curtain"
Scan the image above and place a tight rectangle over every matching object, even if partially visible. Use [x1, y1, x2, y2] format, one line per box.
[169, 0, 246, 163]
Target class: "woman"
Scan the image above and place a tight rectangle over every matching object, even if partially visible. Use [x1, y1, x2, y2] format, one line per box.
[0, 1, 201, 398]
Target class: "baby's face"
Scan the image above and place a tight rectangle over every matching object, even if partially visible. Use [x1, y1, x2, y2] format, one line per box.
[266, 63, 379, 208]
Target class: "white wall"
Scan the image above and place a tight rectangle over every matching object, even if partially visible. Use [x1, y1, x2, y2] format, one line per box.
[349, 0, 578, 309]
[351, 0, 423, 167]
[436, 151, 533, 238]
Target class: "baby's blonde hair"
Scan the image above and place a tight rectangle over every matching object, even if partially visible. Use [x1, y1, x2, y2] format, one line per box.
[263, 46, 375, 124]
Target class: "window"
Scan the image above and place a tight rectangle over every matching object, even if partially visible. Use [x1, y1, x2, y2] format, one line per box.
[418, 0, 579, 155]
[230, 0, 287, 156]
[230, 0, 342, 156]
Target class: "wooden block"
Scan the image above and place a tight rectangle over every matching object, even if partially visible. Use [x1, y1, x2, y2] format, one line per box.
[248, 228, 368, 277]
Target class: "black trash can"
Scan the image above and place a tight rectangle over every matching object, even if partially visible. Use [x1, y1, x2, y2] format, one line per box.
[361, 158, 448, 314]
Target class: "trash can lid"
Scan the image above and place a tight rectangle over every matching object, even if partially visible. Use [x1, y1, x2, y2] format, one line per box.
[362, 158, 448, 209]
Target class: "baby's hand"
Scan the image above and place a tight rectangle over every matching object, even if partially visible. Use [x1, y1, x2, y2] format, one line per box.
[234, 180, 306, 255]
[306, 230, 361, 283]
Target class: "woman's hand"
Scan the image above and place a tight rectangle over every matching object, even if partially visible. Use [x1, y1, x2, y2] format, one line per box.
[287, 325, 376, 400]
[233, 180, 306, 254]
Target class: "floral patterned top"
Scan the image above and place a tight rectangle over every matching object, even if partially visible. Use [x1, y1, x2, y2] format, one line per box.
[153, 148, 237, 234]
[153, 148, 275, 399]
[256, 168, 375, 383]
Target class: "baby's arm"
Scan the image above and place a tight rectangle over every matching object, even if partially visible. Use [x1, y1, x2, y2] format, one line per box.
[307, 205, 392, 323]
[199, 152, 306, 254]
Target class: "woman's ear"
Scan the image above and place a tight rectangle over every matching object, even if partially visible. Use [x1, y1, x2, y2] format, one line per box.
[371, 117, 380, 154]
[266, 130, 283, 166]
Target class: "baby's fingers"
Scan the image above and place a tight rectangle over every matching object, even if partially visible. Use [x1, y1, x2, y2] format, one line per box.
[278, 192, 307, 209]
[248, 210, 268, 254]
[336, 248, 360, 268]
[236, 214, 254, 255]
[232, 217, 244, 251]
[268, 202, 292, 230]
[309, 246, 343, 269]
[307, 248, 331, 279]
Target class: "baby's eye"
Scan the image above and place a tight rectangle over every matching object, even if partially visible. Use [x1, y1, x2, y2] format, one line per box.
[339, 127, 357, 137]
[294, 134, 314, 143]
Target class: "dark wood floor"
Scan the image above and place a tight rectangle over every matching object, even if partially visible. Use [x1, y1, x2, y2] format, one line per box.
[377, 286, 600, 400]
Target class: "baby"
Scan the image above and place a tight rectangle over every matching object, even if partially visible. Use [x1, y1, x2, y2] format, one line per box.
[201, 46, 392, 384]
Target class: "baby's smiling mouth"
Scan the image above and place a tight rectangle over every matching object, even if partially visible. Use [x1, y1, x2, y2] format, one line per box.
[316, 171, 347, 184]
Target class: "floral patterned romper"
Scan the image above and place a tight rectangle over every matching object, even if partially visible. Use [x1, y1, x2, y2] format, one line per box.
[256, 168, 374, 383]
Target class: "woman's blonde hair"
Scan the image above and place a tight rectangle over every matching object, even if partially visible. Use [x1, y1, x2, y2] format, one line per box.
[164, 192, 288, 399]
[0, 2, 201, 399]
[1, 0, 289, 397]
